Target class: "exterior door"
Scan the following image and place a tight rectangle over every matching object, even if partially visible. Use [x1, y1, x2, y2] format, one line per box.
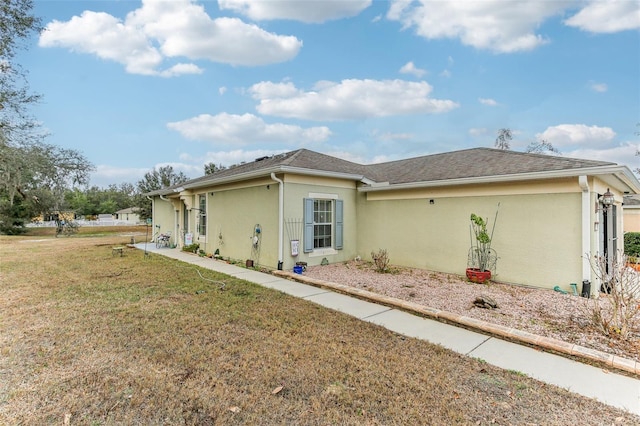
[599, 204, 617, 286]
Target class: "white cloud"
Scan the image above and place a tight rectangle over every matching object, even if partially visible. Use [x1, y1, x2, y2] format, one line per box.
[249, 79, 459, 120]
[218, 0, 371, 23]
[387, 0, 567, 53]
[167, 113, 332, 145]
[159, 63, 203, 78]
[565, 1, 640, 33]
[371, 130, 413, 141]
[469, 127, 489, 137]
[479, 98, 498, 106]
[182, 149, 287, 168]
[39, 0, 302, 75]
[39, 11, 165, 75]
[565, 142, 639, 171]
[399, 61, 426, 78]
[219, 86, 227, 95]
[93, 164, 150, 184]
[91, 162, 199, 186]
[536, 124, 616, 148]
[589, 82, 608, 93]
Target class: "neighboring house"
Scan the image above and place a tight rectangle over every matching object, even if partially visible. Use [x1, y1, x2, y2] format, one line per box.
[146, 148, 640, 295]
[115, 207, 141, 223]
[623, 195, 640, 233]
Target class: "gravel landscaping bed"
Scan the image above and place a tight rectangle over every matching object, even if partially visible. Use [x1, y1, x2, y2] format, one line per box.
[304, 260, 640, 363]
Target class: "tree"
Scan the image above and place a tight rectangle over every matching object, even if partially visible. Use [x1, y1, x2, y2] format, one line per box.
[494, 128, 512, 150]
[204, 162, 226, 175]
[0, 141, 93, 232]
[65, 183, 135, 217]
[1, 0, 43, 144]
[134, 166, 189, 220]
[525, 140, 560, 155]
[0, 1, 94, 234]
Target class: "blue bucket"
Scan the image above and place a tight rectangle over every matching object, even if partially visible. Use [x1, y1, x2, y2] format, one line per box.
[293, 265, 303, 274]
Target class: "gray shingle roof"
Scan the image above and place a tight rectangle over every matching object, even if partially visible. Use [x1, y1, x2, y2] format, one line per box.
[624, 195, 640, 206]
[368, 147, 615, 184]
[147, 148, 618, 195]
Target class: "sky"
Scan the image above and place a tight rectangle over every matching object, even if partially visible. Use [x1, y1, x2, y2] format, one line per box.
[18, 0, 640, 187]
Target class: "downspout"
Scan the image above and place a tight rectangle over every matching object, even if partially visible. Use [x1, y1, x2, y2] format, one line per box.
[578, 176, 591, 284]
[146, 195, 155, 232]
[270, 173, 284, 270]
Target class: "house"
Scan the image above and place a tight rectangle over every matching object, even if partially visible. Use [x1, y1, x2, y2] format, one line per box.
[115, 207, 142, 223]
[623, 195, 640, 233]
[147, 148, 640, 294]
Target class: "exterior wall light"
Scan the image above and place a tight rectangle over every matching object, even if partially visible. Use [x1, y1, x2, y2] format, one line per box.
[595, 188, 615, 213]
[601, 188, 614, 206]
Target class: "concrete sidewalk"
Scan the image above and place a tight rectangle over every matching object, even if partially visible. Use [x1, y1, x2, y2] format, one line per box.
[134, 243, 640, 416]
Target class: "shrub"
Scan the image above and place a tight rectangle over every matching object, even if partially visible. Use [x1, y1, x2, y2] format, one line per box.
[624, 232, 640, 258]
[584, 251, 640, 340]
[371, 249, 390, 273]
[182, 243, 199, 253]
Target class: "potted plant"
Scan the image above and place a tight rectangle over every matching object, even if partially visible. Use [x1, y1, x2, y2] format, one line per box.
[466, 210, 498, 283]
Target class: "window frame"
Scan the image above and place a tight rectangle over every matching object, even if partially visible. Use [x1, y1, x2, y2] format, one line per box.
[197, 195, 207, 237]
[303, 197, 343, 253]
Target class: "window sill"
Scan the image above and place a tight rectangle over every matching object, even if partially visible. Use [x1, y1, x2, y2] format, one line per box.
[308, 248, 338, 257]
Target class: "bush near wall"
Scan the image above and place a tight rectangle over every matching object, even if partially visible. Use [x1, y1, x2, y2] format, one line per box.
[624, 232, 640, 258]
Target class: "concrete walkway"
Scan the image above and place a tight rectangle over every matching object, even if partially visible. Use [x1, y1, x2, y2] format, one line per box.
[134, 243, 640, 416]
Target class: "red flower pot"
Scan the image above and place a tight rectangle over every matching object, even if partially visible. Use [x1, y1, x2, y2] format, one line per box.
[466, 268, 491, 284]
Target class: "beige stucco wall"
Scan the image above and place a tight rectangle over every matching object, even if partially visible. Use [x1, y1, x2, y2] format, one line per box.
[198, 177, 279, 268]
[281, 174, 358, 269]
[357, 179, 585, 290]
[623, 207, 640, 233]
[151, 175, 358, 270]
[153, 197, 178, 247]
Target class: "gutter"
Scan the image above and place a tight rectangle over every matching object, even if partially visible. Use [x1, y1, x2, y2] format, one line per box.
[270, 173, 284, 270]
[358, 165, 640, 194]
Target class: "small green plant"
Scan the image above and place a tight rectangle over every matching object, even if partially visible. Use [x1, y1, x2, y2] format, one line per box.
[182, 243, 199, 253]
[624, 232, 640, 258]
[467, 207, 499, 273]
[371, 249, 390, 273]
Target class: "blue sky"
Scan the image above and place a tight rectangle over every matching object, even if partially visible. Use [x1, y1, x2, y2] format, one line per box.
[19, 0, 640, 187]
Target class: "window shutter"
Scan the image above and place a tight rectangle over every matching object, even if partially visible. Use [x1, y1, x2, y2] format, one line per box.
[303, 198, 314, 253]
[335, 199, 343, 250]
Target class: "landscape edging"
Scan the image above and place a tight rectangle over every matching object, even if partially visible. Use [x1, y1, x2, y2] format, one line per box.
[272, 270, 639, 377]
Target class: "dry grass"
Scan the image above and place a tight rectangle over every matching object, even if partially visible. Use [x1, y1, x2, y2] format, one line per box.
[1, 234, 638, 425]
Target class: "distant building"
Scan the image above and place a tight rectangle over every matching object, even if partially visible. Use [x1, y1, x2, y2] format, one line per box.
[623, 195, 640, 233]
[115, 207, 141, 223]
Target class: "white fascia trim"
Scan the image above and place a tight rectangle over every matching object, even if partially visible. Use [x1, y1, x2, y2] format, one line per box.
[182, 166, 367, 192]
[358, 165, 640, 193]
